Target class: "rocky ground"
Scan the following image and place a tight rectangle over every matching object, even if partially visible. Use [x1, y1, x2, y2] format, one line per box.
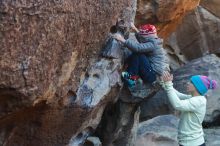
[136, 115, 220, 146]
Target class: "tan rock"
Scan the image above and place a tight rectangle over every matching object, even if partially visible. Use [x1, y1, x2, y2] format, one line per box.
[0, 0, 136, 145]
[200, 0, 220, 18]
[165, 5, 220, 65]
[135, 0, 200, 38]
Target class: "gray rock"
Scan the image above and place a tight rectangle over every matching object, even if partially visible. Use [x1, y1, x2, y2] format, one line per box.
[101, 37, 124, 59]
[140, 90, 174, 121]
[101, 19, 129, 60]
[83, 137, 102, 146]
[136, 115, 220, 146]
[75, 59, 122, 108]
[129, 79, 161, 99]
[95, 101, 140, 146]
[69, 128, 92, 146]
[136, 115, 179, 146]
[204, 127, 220, 146]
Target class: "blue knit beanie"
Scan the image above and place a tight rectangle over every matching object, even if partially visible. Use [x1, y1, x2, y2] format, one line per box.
[190, 75, 217, 95]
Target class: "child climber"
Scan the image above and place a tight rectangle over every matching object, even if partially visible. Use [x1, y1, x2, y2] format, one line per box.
[161, 71, 217, 146]
[113, 23, 169, 88]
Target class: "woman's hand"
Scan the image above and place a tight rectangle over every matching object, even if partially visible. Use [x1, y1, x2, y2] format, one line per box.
[112, 34, 126, 43]
[161, 71, 173, 82]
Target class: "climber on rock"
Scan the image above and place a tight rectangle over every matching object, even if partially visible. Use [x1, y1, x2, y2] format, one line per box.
[160, 71, 217, 146]
[113, 22, 169, 88]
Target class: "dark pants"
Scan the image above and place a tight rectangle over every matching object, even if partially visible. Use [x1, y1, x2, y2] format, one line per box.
[126, 53, 156, 83]
[179, 143, 206, 146]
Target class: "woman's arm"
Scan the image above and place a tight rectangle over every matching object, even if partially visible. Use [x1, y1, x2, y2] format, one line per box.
[160, 81, 192, 100]
[161, 72, 199, 112]
[163, 81, 199, 112]
[173, 88, 192, 100]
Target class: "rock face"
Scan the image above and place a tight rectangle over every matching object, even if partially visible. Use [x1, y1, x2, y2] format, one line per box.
[204, 128, 220, 146]
[135, 0, 200, 38]
[165, 1, 220, 65]
[140, 54, 220, 123]
[136, 115, 179, 146]
[0, 0, 137, 145]
[0, 0, 136, 111]
[95, 100, 140, 146]
[136, 115, 220, 146]
[200, 0, 220, 18]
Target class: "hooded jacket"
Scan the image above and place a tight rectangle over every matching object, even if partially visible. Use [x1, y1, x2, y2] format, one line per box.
[123, 33, 169, 75]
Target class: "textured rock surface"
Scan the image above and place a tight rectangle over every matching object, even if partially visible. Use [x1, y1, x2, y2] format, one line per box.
[140, 54, 220, 123]
[136, 115, 220, 146]
[0, 0, 137, 145]
[84, 137, 102, 146]
[165, 4, 220, 65]
[204, 128, 220, 146]
[95, 100, 140, 146]
[200, 0, 220, 18]
[75, 59, 122, 108]
[135, 0, 200, 38]
[136, 115, 179, 146]
[0, 0, 136, 111]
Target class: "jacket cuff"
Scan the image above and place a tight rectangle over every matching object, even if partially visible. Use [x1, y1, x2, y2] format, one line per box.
[163, 81, 174, 90]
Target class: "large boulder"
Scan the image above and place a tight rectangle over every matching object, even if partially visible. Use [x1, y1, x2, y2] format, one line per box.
[95, 100, 140, 146]
[200, 0, 220, 18]
[204, 128, 220, 146]
[0, 0, 136, 145]
[140, 54, 220, 123]
[136, 115, 179, 146]
[135, 0, 200, 38]
[0, 0, 136, 113]
[136, 115, 220, 146]
[165, 3, 220, 66]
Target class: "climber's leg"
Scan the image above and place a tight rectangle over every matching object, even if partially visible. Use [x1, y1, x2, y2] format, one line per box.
[126, 53, 140, 76]
[122, 53, 140, 87]
[138, 54, 156, 84]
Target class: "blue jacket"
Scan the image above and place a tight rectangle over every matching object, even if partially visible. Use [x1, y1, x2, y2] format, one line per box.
[124, 33, 169, 75]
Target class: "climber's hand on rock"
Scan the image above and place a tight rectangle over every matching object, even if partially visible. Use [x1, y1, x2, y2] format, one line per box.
[130, 22, 136, 30]
[113, 34, 126, 43]
[161, 71, 173, 82]
[130, 22, 139, 33]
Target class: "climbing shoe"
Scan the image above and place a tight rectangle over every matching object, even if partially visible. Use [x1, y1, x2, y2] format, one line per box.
[121, 72, 139, 88]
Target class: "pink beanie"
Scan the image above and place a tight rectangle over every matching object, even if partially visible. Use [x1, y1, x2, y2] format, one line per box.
[139, 24, 157, 36]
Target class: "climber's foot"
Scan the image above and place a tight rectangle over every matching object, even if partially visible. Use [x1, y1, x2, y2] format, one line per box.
[122, 72, 139, 88]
